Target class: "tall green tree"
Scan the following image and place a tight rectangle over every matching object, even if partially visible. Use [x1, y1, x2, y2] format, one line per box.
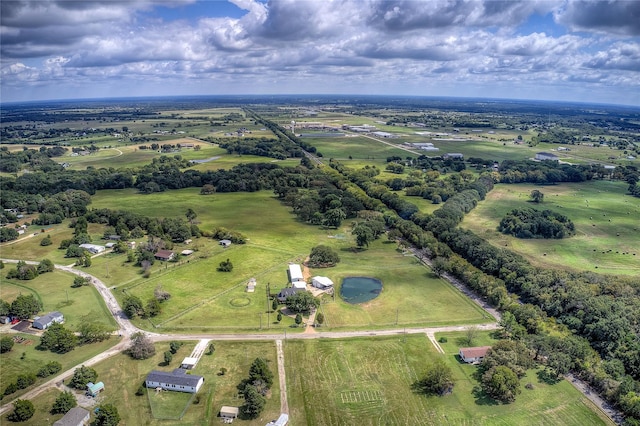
[412, 359, 455, 396]
[8, 399, 34, 422]
[0, 336, 14, 353]
[481, 365, 521, 403]
[69, 366, 98, 390]
[127, 332, 155, 360]
[40, 322, 77, 353]
[94, 403, 120, 426]
[240, 385, 265, 419]
[51, 391, 77, 414]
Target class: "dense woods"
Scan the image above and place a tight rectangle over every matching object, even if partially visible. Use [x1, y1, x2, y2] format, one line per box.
[498, 208, 575, 239]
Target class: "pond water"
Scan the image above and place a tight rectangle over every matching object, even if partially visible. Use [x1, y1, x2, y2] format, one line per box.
[340, 277, 383, 304]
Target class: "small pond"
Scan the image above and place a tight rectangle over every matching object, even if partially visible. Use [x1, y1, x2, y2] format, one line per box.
[340, 276, 383, 304]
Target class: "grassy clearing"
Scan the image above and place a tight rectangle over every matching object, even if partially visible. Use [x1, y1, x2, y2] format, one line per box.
[462, 180, 640, 275]
[0, 332, 118, 401]
[71, 340, 280, 426]
[285, 335, 612, 425]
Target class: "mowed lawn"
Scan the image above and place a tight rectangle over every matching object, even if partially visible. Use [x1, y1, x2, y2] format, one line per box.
[0, 269, 117, 331]
[69, 340, 280, 426]
[285, 335, 612, 426]
[462, 180, 640, 275]
[90, 189, 488, 331]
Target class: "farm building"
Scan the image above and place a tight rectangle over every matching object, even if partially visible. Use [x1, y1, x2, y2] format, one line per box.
[266, 413, 289, 426]
[443, 153, 464, 160]
[535, 152, 559, 161]
[78, 244, 105, 254]
[277, 287, 304, 303]
[53, 407, 90, 426]
[312, 276, 334, 290]
[219, 239, 232, 248]
[32, 311, 64, 330]
[145, 368, 204, 393]
[287, 263, 307, 288]
[181, 249, 194, 256]
[459, 346, 491, 364]
[105, 242, 116, 248]
[86, 381, 104, 397]
[154, 250, 175, 261]
[220, 406, 239, 422]
[0, 316, 10, 324]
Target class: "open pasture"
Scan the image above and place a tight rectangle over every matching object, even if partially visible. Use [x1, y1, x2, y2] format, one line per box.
[77, 340, 280, 425]
[462, 180, 640, 275]
[304, 135, 416, 162]
[285, 336, 611, 426]
[89, 189, 489, 331]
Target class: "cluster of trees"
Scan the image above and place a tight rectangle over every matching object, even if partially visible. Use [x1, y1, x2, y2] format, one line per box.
[0, 146, 67, 173]
[308, 245, 340, 267]
[412, 359, 455, 397]
[476, 340, 535, 403]
[284, 292, 319, 315]
[5, 259, 54, 280]
[498, 208, 575, 239]
[0, 293, 42, 320]
[218, 136, 300, 160]
[237, 358, 274, 419]
[122, 293, 166, 320]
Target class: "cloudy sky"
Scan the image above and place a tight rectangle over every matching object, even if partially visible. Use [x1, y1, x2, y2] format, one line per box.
[1, 0, 639, 105]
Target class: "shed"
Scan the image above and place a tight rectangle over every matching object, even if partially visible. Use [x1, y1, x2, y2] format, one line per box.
[246, 277, 257, 293]
[312, 276, 334, 290]
[154, 250, 175, 261]
[181, 249, 194, 256]
[79, 244, 105, 254]
[220, 406, 239, 422]
[459, 346, 491, 364]
[53, 407, 90, 426]
[219, 239, 232, 248]
[86, 381, 105, 397]
[535, 152, 559, 161]
[266, 413, 289, 426]
[287, 264, 304, 283]
[32, 311, 64, 330]
[0, 316, 10, 324]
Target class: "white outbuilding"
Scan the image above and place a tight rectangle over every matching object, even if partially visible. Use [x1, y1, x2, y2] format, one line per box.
[312, 276, 334, 290]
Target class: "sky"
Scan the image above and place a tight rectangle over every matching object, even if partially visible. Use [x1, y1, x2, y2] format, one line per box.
[1, 0, 639, 105]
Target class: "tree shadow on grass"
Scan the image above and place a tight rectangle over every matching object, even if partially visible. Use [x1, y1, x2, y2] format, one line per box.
[472, 385, 499, 406]
[536, 369, 562, 385]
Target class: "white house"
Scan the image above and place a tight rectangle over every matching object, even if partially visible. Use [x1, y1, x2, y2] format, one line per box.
[459, 346, 491, 364]
[32, 311, 64, 330]
[53, 407, 90, 426]
[79, 244, 105, 254]
[312, 276, 334, 290]
[535, 152, 559, 161]
[145, 368, 204, 393]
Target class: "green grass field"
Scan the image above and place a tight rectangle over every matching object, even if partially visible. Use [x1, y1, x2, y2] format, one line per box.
[285, 335, 612, 425]
[86, 189, 489, 332]
[462, 180, 640, 275]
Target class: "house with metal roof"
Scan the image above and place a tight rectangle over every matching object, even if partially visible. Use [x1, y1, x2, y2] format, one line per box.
[145, 368, 204, 393]
[53, 407, 90, 426]
[32, 311, 64, 330]
[459, 346, 491, 364]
